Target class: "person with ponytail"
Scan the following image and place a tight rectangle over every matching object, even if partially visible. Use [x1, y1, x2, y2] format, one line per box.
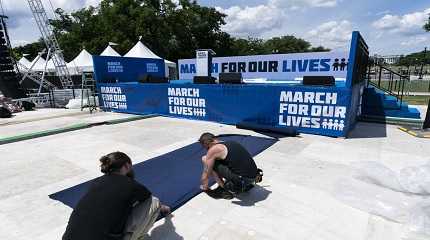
[63, 151, 170, 240]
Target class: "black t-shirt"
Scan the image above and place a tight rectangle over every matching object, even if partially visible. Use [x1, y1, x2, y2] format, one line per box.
[219, 141, 258, 178]
[62, 174, 151, 240]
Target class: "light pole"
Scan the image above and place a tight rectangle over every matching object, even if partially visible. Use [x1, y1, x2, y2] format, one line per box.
[419, 47, 426, 80]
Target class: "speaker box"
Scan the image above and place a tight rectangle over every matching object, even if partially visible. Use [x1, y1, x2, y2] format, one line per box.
[0, 106, 12, 118]
[219, 72, 243, 84]
[138, 74, 168, 84]
[303, 76, 335, 86]
[193, 76, 216, 84]
[21, 101, 36, 111]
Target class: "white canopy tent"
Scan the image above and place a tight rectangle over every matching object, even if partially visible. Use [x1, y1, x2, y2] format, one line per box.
[17, 56, 31, 71]
[30, 56, 48, 72]
[124, 41, 177, 79]
[38, 42, 176, 78]
[124, 41, 160, 59]
[100, 45, 121, 57]
[67, 49, 94, 74]
[46, 54, 62, 73]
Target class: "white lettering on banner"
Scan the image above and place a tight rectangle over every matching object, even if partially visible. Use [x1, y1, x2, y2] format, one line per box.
[279, 91, 337, 104]
[167, 88, 200, 97]
[107, 61, 124, 73]
[278, 90, 347, 131]
[100, 86, 127, 110]
[167, 88, 206, 117]
[178, 51, 349, 80]
[146, 63, 159, 73]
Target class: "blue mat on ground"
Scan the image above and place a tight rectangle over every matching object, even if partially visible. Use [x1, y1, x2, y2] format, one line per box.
[49, 134, 277, 211]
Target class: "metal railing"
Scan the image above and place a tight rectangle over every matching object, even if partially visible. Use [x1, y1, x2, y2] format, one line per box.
[367, 61, 408, 107]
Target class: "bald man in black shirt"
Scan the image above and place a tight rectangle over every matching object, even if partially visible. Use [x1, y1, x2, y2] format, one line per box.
[63, 152, 170, 240]
[198, 133, 263, 199]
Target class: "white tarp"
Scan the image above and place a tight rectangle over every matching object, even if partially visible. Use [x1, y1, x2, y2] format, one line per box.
[333, 161, 430, 238]
[67, 49, 94, 74]
[100, 45, 121, 57]
[124, 41, 177, 78]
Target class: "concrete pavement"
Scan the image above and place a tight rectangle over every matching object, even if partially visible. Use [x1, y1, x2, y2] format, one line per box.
[0, 112, 428, 240]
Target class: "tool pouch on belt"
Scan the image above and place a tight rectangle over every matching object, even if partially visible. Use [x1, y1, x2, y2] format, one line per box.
[255, 168, 263, 183]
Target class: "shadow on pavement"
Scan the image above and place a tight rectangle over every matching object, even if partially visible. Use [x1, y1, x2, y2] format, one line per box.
[148, 215, 183, 240]
[348, 122, 387, 138]
[231, 185, 272, 207]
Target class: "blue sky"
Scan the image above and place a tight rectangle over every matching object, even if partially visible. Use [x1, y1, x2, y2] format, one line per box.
[3, 0, 430, 55]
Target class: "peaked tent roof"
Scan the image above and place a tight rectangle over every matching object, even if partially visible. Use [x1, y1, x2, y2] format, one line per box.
[18, 57, 31, 67]
[45, 53, 69, 72]
[123, 41, 177, 77]
[100, 45, 121, 57]
[67, 49, 94, 73]
[17, 57, 31, 71]
[124, 41, 161, 59]
[30, 56, 47, 72]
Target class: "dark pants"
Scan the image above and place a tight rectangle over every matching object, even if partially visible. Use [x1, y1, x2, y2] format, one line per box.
[213, 161, 255, 193]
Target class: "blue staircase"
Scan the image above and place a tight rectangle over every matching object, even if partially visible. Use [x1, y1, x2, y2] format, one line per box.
[362, 86, 421, 119]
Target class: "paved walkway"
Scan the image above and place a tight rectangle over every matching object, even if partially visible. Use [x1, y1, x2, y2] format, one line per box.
[0, 113, 428, 240]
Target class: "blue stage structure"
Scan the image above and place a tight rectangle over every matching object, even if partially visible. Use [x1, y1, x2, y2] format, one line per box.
[93, 31, 369, 138]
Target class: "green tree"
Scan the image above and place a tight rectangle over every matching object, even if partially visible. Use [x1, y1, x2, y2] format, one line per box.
[397, 50, 429, 66]
[12, 39, 45, 60]
[265, 36, 309, 54]
[13, 0, 330, 62]
[424, 14, 430, 32]
[229, 36, 329, 56]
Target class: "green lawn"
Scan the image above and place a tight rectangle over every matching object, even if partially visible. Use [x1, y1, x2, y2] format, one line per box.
[406, 81, 430, 92]
[402, 95, 430, 105]
[370, 80, 430, 92]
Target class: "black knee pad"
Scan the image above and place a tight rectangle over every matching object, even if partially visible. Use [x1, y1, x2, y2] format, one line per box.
[224, 181, 239, 193]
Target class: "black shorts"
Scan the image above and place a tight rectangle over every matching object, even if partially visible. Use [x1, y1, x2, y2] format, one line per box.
[213, 161, 255, 193]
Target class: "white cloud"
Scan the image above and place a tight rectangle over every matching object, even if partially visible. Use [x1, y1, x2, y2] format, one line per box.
[401, 35, 428, 46]
[217, 0, 339, 38]
[216, 4, 286, 37]
[271, 0, 339, 9]
[10, 39, 30, 47]
[306, 20, 353, 49]
[375, 10, 391, 16]
[372, 8, 430, 35]
[2, 0, 101, 29]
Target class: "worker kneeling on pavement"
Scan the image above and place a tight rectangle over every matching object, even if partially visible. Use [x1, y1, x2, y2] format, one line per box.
[63, 151, 170, 240]
[198, 133, 263, 199]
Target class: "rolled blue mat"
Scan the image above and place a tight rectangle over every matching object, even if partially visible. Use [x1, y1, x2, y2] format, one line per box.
[49, 134, 277, 213]
[236, 121, 298, 137]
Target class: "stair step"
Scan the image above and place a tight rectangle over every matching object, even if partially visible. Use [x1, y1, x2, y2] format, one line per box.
[362, 105, 421, 119]
[362, 86, 421, 119]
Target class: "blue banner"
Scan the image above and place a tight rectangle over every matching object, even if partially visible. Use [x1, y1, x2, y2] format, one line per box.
[178, 51, 349, 80]
[98, 83, 353, 137]
[93, 56, 165, 83]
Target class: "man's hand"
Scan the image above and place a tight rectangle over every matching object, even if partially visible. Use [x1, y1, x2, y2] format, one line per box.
[160, 204, 171, 215]
[200, 146, 223, 193]
[200, 184, 209, 191]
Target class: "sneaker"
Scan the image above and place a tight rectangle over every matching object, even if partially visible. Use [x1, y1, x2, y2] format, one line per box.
[219, 188, 234, 200]
[205, 186, 234, 200]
